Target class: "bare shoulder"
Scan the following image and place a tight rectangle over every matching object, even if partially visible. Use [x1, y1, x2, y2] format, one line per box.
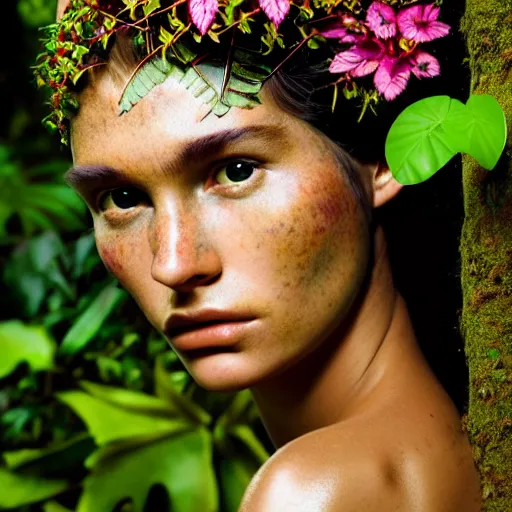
[239, 409, 482, 512]
[238, 425, 404, 512]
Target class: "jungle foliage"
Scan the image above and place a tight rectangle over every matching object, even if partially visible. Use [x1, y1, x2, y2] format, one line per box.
[0, 1, 272, 511]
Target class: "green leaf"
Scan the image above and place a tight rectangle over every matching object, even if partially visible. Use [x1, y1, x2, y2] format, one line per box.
[215, 390, 254, 429]
[228, 425, 270, 465]
[0, 321, 56, 378]
[0, 467, 69, 509]
[385, 96, 460, 185]
[59, 282, 127, 355]
[76, 429, 218, 512]
[118, 50, 269, 119]
[154, 353, 211, 425]
[216, 429, 266, 512]
[78, 380, 186, 418]
[119, 57, 186, 115]
[143, 0, 161, 16]
[3, 432, 95, 478]
[385, 94, 507, 185]
[218, 455, 257, 512]
[55, 389, 192, 446]
[444, 94, 507, 170]
[43, 501, 74, 512]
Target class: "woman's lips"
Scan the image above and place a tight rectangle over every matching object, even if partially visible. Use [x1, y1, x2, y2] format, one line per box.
[167, 320, 257, 352]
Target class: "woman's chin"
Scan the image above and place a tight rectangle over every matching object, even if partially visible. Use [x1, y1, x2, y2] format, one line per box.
[182, 350, 258, 393]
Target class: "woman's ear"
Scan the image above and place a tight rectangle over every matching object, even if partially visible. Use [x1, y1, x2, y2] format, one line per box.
[372, 161, 403, 208]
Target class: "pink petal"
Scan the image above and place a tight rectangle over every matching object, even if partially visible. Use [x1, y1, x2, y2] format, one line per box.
[189, 0, 218, 35]
[366, 1, 397, 39]
[411, 50, 440, 78]
[320, 25, 365, 43]
[423, 4, 441, 22]
[329, 49, 365, 74]
[374, 56, 411, 100]
[352, 59, 380, 77]
[397, 3, 450, 42]
[329, 38, 385, 75]
[258, 0, 290, 28]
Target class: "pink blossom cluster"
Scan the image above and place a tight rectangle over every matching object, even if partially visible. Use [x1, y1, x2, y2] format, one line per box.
[321, 2, 451, 101]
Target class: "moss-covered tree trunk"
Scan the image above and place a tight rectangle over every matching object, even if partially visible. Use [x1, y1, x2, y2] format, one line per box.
[460, 0, 512, 509]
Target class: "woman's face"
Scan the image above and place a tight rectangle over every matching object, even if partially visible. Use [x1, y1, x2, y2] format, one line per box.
[67, 57, 373, 391]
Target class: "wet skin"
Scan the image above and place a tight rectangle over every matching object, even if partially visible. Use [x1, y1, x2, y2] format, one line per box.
[57, 3, 482, 506]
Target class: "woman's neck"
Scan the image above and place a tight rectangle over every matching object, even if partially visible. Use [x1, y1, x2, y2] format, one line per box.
[249, 226, 423, 449]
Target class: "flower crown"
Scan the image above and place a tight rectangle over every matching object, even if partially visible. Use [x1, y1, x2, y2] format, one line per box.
[34, 0, 506, 185]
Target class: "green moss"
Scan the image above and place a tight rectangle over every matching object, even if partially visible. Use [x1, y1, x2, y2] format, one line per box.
[460, 1, 512, 509]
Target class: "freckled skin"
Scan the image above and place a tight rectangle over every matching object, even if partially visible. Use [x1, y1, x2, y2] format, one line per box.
[64, 28, 481, 512]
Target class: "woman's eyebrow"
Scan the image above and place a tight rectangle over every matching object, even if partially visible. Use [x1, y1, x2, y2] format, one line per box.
[64, 124, 287, 191]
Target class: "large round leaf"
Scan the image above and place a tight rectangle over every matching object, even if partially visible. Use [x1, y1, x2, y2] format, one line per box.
[444, 94, 507, 170]
[385, 96, 461, 185]
[55, 390, 191, 445]
[76, 428, 218, 512]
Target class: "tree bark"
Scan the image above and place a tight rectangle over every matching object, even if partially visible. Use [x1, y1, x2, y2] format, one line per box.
[460, 0, 512, 509]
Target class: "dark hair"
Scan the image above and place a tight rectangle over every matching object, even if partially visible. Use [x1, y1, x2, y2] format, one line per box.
[263, 16, 471, 413]
[264, 61, 376, 226]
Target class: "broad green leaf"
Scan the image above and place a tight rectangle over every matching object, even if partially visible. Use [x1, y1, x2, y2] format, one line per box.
[0, 467, 69, 509]
[78, 380, 186, 418]
[84, 429, 188, 469]
[55, 389, 191, 445]
[0, 321, 56, 378]
[2, 432, 95, 478]
[59, 282, 127, 355]
[385, 96, 460, 185]
[77, 429, 218, 512]
[386, 94, 507, 185]
[444, 94, 507, 170]
[154, 353, 211, 425]
[216, 431, 266, 512]
[43, 501, 74, 512]
[218, 456, 257, 512]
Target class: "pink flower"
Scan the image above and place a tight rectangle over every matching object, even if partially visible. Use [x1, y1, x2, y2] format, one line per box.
[329, 38, 385, 76]
[189, 0, 218, 35]
[366, 1, 397, 40]
[374, 55, 412, 100]
[397, 3, 450, 43]
[258, 0, 290, 28]
[410, 50, 440, 78]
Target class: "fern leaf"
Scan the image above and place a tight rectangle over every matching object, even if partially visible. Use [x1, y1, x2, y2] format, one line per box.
[118, 48, 271, 118]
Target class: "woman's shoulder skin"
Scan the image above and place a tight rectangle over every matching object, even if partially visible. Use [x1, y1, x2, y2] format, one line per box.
[240, 357, 481, 512]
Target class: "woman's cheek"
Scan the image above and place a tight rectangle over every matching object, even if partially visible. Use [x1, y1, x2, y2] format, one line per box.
[96, 236, 127, 276]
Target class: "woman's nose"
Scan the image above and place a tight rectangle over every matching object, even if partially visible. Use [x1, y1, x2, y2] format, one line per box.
[149, 207, 222, 293]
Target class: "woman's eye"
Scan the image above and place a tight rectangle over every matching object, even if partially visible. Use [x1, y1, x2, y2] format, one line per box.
[97, 161, 258, 212]
[213, 161, 257, 186]
[98, 187, 146, 211]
